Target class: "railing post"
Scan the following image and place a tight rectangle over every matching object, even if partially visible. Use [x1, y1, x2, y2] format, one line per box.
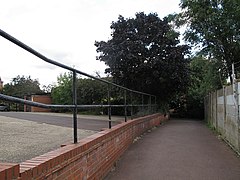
[73, 70, 78, 144]
[142, 94, 144, 116]
[154, 96, 157, 113]
[108, 84, 112, 129]
[130, 91, 133, 119]
[124, 90, 127, 122]
[149, 95, 151, 114]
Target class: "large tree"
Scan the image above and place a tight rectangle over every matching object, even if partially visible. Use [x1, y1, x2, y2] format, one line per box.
[95, 12, 190, 103]
[176, 0, 240, 81]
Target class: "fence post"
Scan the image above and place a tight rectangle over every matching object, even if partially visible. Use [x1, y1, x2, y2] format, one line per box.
[72, 70, 78, 144]
[154, 96, 157, 113]
[236, 83, 240, 151]
[108, 84, 112, 129]
[223, 86, 226, 131]
[142, 94, 144, 116]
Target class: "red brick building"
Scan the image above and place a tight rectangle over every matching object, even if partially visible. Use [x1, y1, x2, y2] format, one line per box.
[24, 94, 52, 112]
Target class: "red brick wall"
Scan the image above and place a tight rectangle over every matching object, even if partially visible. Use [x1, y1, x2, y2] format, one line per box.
[0, 113, 168, 180]
[0, 163, 19, 180]
[31, 95, 52, 112]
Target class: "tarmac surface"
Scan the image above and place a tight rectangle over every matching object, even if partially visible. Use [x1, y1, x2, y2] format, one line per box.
[105, 119, 240, 180]
[0, 112, 122, 131]
[0, 112, 123, 163]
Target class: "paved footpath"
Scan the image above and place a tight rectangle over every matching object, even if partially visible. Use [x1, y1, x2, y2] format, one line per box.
[105, 119, 240, 180]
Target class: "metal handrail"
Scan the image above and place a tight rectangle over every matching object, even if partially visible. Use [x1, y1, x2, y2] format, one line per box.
[0, 93, 152, 108]
[0, 28, 157, 143]
[0, 29, 152, 96]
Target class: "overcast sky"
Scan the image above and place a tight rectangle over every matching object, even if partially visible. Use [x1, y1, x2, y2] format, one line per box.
[0, 0, 181, 87]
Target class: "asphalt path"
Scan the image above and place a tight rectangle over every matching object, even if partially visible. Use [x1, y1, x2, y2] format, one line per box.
[105, 119, 240, 180]
[0, 112, 122, 131]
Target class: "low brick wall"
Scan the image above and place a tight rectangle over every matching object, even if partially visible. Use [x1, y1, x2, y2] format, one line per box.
[1, 113, 167, 180]
[0, 163, 19, 180]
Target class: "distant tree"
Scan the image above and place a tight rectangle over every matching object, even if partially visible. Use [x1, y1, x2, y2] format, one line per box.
[186, 55, 223, 118]
[189, 56, 223, 97]
[95, 12, 190, 103]
[3, 75, 43, 98]
[176, 0, 240, 82]
[77, 78, 109, 105]
[42, 84, 54, 93]
[51, 72, 72, 105]
[52, 73, 109, 105]
[171, 55, 223, 118]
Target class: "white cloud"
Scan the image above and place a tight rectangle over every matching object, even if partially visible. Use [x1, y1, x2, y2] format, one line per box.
[0, 0, 181, 86]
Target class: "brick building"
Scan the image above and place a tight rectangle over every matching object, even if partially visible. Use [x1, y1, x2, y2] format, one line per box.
[24, 94, 52, 112]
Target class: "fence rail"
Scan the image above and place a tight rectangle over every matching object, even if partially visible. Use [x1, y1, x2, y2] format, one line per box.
[0, 28, 157, 143]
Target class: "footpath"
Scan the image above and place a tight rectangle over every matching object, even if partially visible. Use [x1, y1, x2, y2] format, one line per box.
[105, 119, 240, 180]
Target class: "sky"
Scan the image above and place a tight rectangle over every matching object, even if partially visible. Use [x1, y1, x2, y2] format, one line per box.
[0, 0, 181, 87]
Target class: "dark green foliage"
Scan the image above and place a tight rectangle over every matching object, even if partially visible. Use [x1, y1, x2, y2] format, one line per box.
[169, 0, 240, 118]
[2, 75, 43, 111]
[51, 73, 110, 113]
[176, 0, 240, 81]
[189, 56, 223, 97]
[51, 73, 145, 115]
[187, 56, 223, 118]
[51, 72, 112, 105]
[95, 12, 190, 103]
[51, 72, 73, 105]
[77, 78, 108, 105]
[172, 56, 223, 119]
[42, 84, 54, 93]
[3, 75, 43, 98]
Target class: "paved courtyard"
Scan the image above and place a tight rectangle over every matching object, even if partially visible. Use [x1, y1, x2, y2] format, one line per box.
[0, 112, 122, 163]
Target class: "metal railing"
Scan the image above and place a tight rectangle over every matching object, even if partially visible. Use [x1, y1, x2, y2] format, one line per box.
[0, 28, 157, 143]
